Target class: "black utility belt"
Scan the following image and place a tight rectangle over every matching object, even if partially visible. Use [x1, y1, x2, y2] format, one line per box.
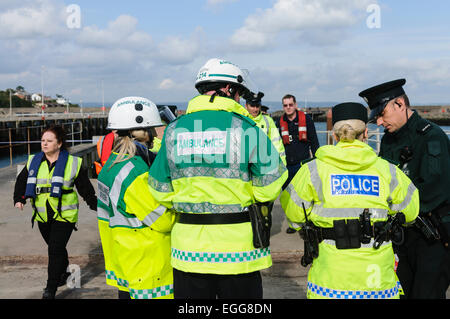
[315, 219, 390, 250]
[178, 212, 250, 225]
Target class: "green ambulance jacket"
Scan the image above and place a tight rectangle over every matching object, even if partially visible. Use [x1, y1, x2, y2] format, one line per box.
[97, 152, 175, 299]
[379, 111, 450, 214]
[148, 95, 288, 275]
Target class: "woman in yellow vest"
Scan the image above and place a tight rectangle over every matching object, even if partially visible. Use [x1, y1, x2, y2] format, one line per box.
[97, 96, 175, 299]
[14, 125, 97, 299]
[281, 102, 419, 299]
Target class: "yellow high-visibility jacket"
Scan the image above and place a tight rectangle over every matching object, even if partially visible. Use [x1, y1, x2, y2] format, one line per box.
[149, 95, 288, 275]
[97, 151, 175, 299]
[250, 112, 286, 165]
[281, 140, 419, 299]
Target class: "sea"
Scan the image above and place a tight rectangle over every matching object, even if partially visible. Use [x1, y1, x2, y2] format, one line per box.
[1, 101, 449, 169]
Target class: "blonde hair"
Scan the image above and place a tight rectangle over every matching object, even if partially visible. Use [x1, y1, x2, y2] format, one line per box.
[333, 119, 366, 142]
[109, 129, 150, 169]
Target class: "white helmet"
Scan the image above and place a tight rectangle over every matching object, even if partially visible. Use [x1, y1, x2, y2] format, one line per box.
[107, 96, 163, 130]
[195, 58, 252, 98]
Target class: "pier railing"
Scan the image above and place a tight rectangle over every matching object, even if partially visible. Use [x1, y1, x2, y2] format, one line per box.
[0, 121, 87, 167]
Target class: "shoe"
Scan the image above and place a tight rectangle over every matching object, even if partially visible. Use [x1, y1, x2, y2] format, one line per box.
[286, 227, 296, 234]
[42, 288, 56, 299]
[58, 271, 71, 287]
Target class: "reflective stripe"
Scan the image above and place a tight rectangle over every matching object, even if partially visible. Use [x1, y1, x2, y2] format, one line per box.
[390, 181, 417, 212]
[129, 284, 173, 299]
[281, 131, 289, 136]
[61, 204, 78, 211]
[105, 270, 128, 288]
[27, 177, 37, 184]
[52, 176, 64, 184]
[172, 247, 270, 263]
[307, 281, 400, 299]
[174, 202, 243, 214]
[262, 116, 270, 135]
[252, 160, 286, 187]
[148, 175, 174, 193]
[387, 163, 398, 203]
[97, 206, 110, 221]
[171, 166, 250, 182]
[109, 162, 145, 229]
[307, 160, 324, 202]
[228, 116, 243, 173]
[272, 136, 281, 143]
[37, 178, 49, 184]
[299, 127, 307, 132]
[312, 206, 388, 219]
[285, 183, 313, 210]
[142, 205, 166, 227]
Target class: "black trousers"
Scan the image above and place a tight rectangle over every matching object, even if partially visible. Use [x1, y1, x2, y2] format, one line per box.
[37, 216, 74, 293]
[394, 225, 450, 299]
[173, 268, 263, 299]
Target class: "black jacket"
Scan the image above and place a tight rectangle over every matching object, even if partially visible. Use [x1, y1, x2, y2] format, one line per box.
[276, 112, 320, 166]
[379, 111, 450, 214]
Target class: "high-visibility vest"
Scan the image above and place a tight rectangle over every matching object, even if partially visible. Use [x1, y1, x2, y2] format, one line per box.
[97, 152, 175, 299]
[26, 154, 82, 223]
[94, 132, 115, 175]
[251, 112, 286, 165]
[148, 95, 288, 275]
[279, 110, 307, 144]
[280, 139, 419, 299]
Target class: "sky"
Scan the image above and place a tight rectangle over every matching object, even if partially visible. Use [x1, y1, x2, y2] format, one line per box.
[1, 0, 449, 108]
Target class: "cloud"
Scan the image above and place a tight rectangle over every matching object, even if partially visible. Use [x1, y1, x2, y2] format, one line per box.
[0, 0, 67, 39]
[77, 15, 153, 49]
[158, 78, 175, 90]
[156, 27, 205, 65]
[230, 0, 375, 50]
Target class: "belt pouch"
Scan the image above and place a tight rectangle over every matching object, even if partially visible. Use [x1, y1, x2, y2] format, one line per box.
[333, 219, 350, 249]
[347, 219, 362, 249]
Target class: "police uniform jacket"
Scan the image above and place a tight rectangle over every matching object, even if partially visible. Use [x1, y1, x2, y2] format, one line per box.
[379, 111, 450, 214]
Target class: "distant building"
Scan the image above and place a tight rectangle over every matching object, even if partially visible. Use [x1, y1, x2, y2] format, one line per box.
[31, 93, 42, 102]
[14, 92, 31, 101]
[56, 97, 68, 105]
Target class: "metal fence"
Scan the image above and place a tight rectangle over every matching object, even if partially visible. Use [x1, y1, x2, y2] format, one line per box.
[0, 121, 86, 167]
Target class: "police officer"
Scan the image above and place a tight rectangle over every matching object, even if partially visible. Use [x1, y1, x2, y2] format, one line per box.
[245, 91, 286, 165]
[281, 102, 419, 299]
[148, 58, 287, 299]
[359, 79, 450, 299]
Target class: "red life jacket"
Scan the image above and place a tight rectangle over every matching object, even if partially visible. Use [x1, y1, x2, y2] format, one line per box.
[94, 132, 115, 175]
[280, 110, 308, 144]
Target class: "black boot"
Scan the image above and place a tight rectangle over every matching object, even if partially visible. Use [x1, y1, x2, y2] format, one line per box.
[58, 271, 71, 287]
[42, 287, 56, 299]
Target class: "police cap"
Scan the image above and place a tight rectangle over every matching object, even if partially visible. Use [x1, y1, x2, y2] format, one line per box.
[358, 79, 406, 122]
[332, 102, 368, 125]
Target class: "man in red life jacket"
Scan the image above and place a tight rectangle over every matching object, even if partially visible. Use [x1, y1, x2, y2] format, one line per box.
[94, 131, 117, 176]
[277, 94, 320, 232]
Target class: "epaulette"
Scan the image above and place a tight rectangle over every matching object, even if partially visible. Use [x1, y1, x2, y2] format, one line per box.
[416, 117, 433, 135]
